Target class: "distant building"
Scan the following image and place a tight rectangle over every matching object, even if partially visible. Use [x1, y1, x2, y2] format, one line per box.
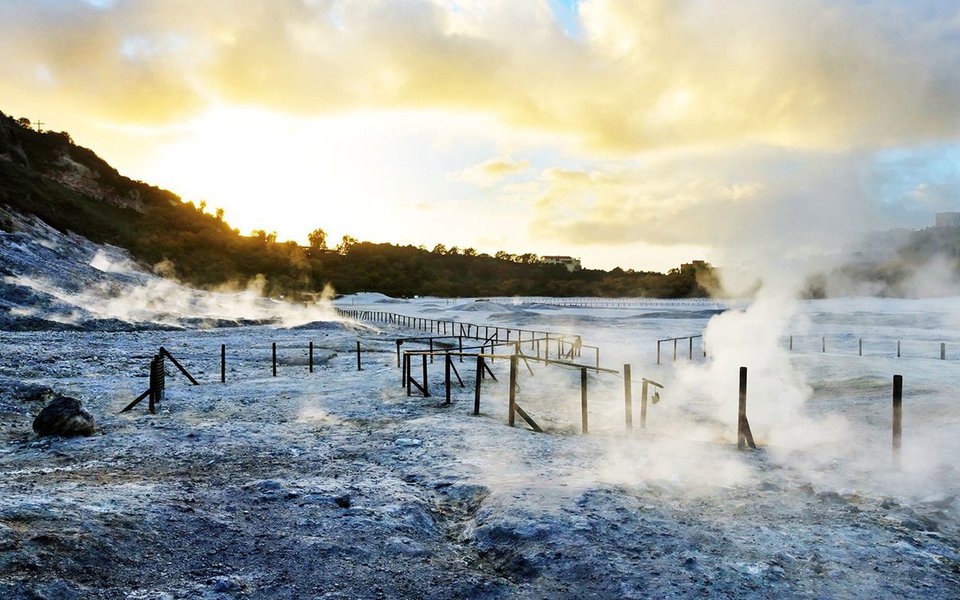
[680, 260, 708, 272]
[935, 212, 960, 228]
[541, 255, 582, 272]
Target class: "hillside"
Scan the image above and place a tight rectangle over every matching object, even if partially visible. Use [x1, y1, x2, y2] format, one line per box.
[803, 227, 960, 298]
[0, 111, 713, 299]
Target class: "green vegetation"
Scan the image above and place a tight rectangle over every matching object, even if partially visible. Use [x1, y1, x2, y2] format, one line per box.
[0, 111, 715, 299]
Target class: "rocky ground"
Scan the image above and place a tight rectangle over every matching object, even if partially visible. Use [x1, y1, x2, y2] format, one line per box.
[0, 320, 958, 599]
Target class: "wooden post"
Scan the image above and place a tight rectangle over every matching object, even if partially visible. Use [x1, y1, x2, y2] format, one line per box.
[688, 337, 693, 360]
[272, 342, 277, 377]
[429, 338, 434, 363]
[309, 341, 314, 373]
[220, 344, 226, 383]
[897, 340, 901, 358]
[405, 354, 411, 395]
[859, 338, 863, 356]
[149, 355, 159, 414]
[356, 341, 362, 371]
[157, 354, 165, 405]
[508, 355, 518, 426]
[624, 364, 633, 431]
[422, 354, 429, 397]
[822, 337, 825, 353]
[673, 339, 677, 361]
[580, 367, 588, 434]
[738, 367, 747, 449]
[657, 340, 661, 365]
[640, 380, 648, 429]
[737, 366, 757, 450]
[474, 356, 483, 415]
[941, 343, 946, 360]
[154, 354, 163, 412]
[396, 340, 401, 368]
[445, 353, 452, 405]
[892, 374, 902, 466]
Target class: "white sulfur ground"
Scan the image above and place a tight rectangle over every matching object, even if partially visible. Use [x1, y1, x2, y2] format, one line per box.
[0, 291, 957, 598]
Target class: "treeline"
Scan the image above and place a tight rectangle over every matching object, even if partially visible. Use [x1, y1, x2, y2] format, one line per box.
[0, 111, 715, 299]
[302, 240, 713, 298]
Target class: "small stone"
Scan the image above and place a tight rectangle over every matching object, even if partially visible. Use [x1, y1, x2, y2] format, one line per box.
[334, 494, 351, 508]
[395, 438, 422, 447]
[211, 576, 240, 592]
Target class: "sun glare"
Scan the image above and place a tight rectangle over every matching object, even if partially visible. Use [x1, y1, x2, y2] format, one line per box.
[138, 107, 437, 245]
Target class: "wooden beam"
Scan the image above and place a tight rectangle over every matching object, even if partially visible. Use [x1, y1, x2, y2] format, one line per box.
[160, 347, 199, 385]
[120, 388, 151, 413]
[513, 404, 543, 433]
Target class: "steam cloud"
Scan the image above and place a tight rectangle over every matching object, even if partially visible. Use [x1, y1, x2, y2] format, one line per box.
[7, 249, 343, 329]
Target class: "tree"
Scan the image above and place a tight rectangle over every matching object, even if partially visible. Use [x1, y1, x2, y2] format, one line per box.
[518, 253, 539, 264]
[432, 243, 447, 255]
[15, 117, 30, 129]
[215, 208, 225, 221]
[252, 229, 277, 244]
[307, 228, 328, 251]
[463, 247, 477, 257]
[337, 234, 358, 254]
[448, 246, 461, 256]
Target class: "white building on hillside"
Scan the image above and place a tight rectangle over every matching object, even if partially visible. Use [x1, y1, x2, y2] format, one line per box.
[541, 255, 582, 272]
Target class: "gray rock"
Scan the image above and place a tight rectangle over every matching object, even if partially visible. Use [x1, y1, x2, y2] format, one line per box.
[32, 396, 95, 437]
[211, 576, 242, 593]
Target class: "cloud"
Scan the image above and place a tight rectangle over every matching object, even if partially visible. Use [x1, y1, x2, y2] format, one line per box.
[450, 156, 530, 187]
[2, 0, 959, 152]
[525, 146, 908, 264]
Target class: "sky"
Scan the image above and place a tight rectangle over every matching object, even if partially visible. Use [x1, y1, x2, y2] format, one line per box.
[2, 0, 960, 272]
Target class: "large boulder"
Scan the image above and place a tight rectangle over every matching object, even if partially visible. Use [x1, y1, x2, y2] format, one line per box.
[32, 396, 95, 437]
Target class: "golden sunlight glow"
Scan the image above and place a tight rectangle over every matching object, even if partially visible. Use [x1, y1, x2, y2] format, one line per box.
[0, 0, 956, 270]
[137, 107, 418, 244]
